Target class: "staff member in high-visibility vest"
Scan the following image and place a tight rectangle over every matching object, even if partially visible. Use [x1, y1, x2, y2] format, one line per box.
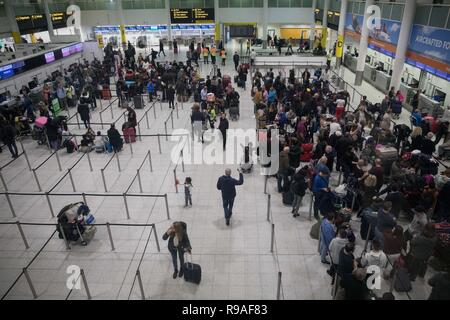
[220, 48, 226, 66]
[211, 46, 217, 65]
[203, 47, 209, 64]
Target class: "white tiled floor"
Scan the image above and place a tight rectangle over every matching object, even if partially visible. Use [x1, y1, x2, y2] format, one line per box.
[0, 45, 437, 300]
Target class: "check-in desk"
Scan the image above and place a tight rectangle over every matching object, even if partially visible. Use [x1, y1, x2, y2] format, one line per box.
[399, 83, 418, 112]
[364, 64, 376, 82]
[344, 53, 357, 72]
[375, 70, 391, 93]
[419, 94, 443, 117]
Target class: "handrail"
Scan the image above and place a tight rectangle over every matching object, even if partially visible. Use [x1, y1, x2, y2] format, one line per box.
[99, 97, 119, 115]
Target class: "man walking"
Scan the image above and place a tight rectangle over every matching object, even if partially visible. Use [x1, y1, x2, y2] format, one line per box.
[217, 169, 244, 226]
[233, 52, 240, 71]
[158, 39, 166, 57]
[218, 113, 229, 150]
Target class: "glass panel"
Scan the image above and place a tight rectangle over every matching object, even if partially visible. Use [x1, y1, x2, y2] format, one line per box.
[219, 0, 229, 8]
[358, 2, 364, 15]
[75, 1, 87, 11]
[254, 0, 264, 7]
[241, 0, 253, 7]
[0, 5, 6, 17]
[123, 1, 134, 9]
[229, 0, 241, 7]
[430, 6, 449, 28]
[268, 0, 278, 7]
[204, 0, 215, 7]
[330, 0, 340, 12]
[192, 0, 204, 7]
[157, 0, 166, 8]
[447, 12, 450, 29]
[390, 4, 403, 21]
[381, 3, 391, 19]
[414, 5, 430, 25]
[278, 0, 290, 7]
[303, 0, 313, 8]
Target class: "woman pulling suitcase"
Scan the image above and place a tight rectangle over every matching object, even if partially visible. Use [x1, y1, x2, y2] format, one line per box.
[163, 221, 192, 279]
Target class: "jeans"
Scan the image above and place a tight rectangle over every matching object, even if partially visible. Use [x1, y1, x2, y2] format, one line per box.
[50, 140, 59, 151]
[185, 193, 192, 206]
[169, 247, 185, 272]
[220, 130, 227, 150]
[222, 197, 235, 220]
[292, 194, 303, 214]
[193, 121, 203, 142]
[277, 173, 286, 192]
[7, 142, 18, 157]
[83, 119, 90, 129]
[168, 100, 175, 109]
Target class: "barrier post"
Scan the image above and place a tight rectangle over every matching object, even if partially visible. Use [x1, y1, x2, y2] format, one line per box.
[276, 271, 282, 300]
[123, 193, 131, 219]
[101, 169, 107, 192]
[60, 223, 71, 250]
[266, 194, 271, 222]
[175, 102, 179, 119]
[170, 111, 174, 129]
[82, 193, 88, 206]
[99, 112, 104, 129]
[181, 150, 185, 173]
[68, 169, 76, 192]
[16, 221, 30, 249]
[23, 268, 38, 299]
[106, 222, 115, 251]
[45, 192, 55, 218]
[173, 169, 178, 193]
[80, 269, 92, 300]
[54, 150, 62, 171]
[264, 175, 268, 194]
[129, 141, 134, 155]
[363, 224, 372, 253]
[152, 224, 161, 252]
[19, 139, 32, 171]
[137, 169, 143, 193]
[164, 194, 170, 220]
[116, 152, 121, 172]
[164, 123, 168, 141]
[32, 169, 42, 192]
[136, 269, 145, 300]
[152, 104, 156, 119]
[270, 223, 275, 253]
[157, 134, 162, 154]
[309, 193, 314, 221]
[75, 112, 81, 129]
[137, 124, 142, 141]
[0, 169, 8, 191]
[110, 103, 114, 119]
[148, 150, 153, 172]
[86, 151, 93, 172]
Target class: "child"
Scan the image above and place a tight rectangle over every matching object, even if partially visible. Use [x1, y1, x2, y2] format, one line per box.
[184, 177, 193, 208]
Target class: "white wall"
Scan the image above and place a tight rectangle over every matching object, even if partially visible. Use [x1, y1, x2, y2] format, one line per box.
[267, 8, 314, 24]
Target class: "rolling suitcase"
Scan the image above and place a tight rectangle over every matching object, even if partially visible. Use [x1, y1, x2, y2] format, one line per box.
[184, 256, 201, 284]
[375, 145, 398, 161]
[222, 75, 231, 88]
[282, 191, 294, 206]
[123, 127, 136, 143]
[133, 95, 143, 109]
[102, 85, 111, 100]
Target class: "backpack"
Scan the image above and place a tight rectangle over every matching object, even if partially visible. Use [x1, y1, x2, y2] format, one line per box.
[66, 140, 76, 153]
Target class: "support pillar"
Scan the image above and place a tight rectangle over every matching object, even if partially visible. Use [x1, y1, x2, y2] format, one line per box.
[166, 0, 172, 49]
[310, 0, 317, 49]
[335, 0, 348, 69]
[5, 0, 22, 44]
[214, 0, 220, 47]
[42, 0, 55, 40]
[262, 0, 268, 49]
[117, 0, 127, 48]
[354, 0, 374, 86]
[321, 0, 330, 51]
[390, 0, 416, 91]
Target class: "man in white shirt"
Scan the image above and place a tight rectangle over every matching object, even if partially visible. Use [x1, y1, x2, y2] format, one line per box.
[361, 239, 388, 270]
[250, 49, 257, 66]
[327, 228, 348, 283]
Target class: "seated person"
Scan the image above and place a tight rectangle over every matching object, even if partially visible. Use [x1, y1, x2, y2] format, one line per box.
[94, 131, 109, 153]
[79, 134, 93, 153]
[240, 143, 254, 173]
[84, 127, 95, 144]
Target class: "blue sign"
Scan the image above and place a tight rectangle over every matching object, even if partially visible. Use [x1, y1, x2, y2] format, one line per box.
[345, 13, 401, 45]
[409, 25, 450, 66]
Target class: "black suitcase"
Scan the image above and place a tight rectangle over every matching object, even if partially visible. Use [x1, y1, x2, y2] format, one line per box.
[282, 191, 294, 206]
[184, 261, 201, 284]
[234, 76, 238, 83]
[133, 95, 143, 109]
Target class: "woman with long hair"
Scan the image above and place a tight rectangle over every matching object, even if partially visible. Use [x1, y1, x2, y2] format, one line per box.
[162, 221, 192, 279]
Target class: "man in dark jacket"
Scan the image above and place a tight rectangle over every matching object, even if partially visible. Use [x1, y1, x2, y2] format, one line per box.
[107, 124, 123, 152]
[77, 101, 90, 129]
[0, 122, 19, 158]
[166, 85, 175, 109]
[233, 52, 239, 71]
[218, 113, 229, 150]
[217, 168, 244, 226]
[375, 201, 396, 249]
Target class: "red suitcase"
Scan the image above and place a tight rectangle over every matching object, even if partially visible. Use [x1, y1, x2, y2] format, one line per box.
[123, 127, 136, 143]
[222, 75, 231, 88]
[102, 86, 111, 100]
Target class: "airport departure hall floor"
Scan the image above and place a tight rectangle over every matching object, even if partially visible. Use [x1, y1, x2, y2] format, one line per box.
[0, 45, 442, 300]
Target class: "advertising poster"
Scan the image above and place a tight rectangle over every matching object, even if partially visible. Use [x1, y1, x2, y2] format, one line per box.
[408, 25, 450, 67]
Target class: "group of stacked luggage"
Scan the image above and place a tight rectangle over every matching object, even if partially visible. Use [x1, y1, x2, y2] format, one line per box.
[56, 202, 96, 246]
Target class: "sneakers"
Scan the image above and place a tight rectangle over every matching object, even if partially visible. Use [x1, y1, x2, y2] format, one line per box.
[173, 271, 178, 279]
[178, 269, 184, 278]
[293, 213, 300, 217]
[226, 218, 230, 226]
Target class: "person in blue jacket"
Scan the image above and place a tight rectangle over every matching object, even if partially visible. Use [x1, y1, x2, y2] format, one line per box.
[319, 212, 336, 264]
[217, 168, 244, 226]
[312, 168, 330, 220]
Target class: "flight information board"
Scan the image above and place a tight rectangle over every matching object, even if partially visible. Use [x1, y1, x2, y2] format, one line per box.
[16, 12, 71, 34]
[170, 8, 214, 24]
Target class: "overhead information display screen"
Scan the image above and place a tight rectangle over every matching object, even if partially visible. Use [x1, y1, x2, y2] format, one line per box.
[170, 8, 215, 24]
[16, 12, 70, 34]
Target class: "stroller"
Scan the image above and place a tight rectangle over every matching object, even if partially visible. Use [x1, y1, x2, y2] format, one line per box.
[229, 99, 240, 121]
[56, 202, 96, 246]
[32, 116, 48, 145]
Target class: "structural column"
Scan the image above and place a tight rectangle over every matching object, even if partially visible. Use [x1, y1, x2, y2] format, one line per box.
[42, 0, 55, 39]
[390, 0, 416, 91]
[165, 0, 173, 49]
[214, 0, 220, 46]
[5, 0, 22, 44]
[335, 0, 348, 69]
[309, 0, 317, 48]
[321, 0, 330, 51]
[116, 0, 127, 47]
[262, 0, 268, 49]
[354, 0, 374, 86]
